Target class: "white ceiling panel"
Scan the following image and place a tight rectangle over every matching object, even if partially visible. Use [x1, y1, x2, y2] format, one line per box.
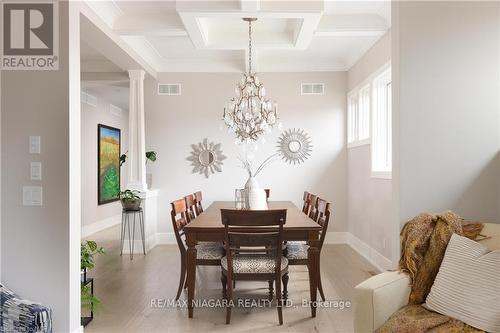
[82, 0, 391, 72]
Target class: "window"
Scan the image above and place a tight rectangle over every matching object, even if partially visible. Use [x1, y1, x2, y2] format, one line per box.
[371, 68, 392, 178]
[347, 84, 370, 146]
[347, 63, 392, 178]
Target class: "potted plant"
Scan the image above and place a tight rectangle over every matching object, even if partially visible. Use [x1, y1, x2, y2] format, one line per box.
[120, 151, 158, 189]
[81, 240, 105, 325]
[119, 189, 141, 210]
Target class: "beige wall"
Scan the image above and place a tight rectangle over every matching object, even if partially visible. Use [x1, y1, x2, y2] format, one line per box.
[145, 72, 348, 233]
[348, 31, 391, 91]
[393, 1, 500, 225]
[81, 90, 128, 230]
[347, 31, 392, 260]
[1, 2, 80, 331]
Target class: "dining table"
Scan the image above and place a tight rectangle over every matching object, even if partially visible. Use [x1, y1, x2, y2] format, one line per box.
[183, 201, 322, 318]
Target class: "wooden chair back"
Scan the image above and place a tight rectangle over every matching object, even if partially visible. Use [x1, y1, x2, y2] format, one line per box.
[184, 194, 197, 222]
[316, 199, 331, 249]
[171, 199, 189, 253]
[194, 191, 204, 215]
[308, 195, 319, 220]
[221, 209, 287, 276]
[302, 191, 311, 214]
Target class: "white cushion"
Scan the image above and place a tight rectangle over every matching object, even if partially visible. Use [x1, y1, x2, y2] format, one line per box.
[221, 255, 288, 274]
[424, 233, 500, 333]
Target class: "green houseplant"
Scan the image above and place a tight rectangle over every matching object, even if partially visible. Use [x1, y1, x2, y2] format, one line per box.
[119, 189, 141, 210]
[81, 240, 105, 311]
[120, 151, 158, 189]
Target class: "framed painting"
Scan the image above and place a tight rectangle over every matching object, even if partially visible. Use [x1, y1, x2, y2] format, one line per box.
[98, 124, 121, 205]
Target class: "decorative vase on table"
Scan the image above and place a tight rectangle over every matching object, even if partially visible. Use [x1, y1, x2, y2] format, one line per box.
[244, 176, 267, 210]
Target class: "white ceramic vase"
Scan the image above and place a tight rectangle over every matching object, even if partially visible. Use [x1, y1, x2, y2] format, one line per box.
[244, 177, 267, 210]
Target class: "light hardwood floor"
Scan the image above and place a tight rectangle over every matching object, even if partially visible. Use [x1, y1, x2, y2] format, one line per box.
[84, 225, 377, 333]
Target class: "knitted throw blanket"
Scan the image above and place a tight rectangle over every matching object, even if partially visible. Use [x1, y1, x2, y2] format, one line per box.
[376, 211, 485, 333]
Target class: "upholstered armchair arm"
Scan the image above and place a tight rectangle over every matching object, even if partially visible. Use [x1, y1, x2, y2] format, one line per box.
[353, 271, 411, 333]
[0, 284, 52, 333]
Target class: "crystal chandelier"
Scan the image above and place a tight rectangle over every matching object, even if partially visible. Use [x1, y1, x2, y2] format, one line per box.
[223, 18, 279, 142]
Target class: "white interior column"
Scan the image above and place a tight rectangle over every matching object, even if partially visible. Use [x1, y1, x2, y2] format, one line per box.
[123, 69, 158, 255]
[127, 69, 147, 191]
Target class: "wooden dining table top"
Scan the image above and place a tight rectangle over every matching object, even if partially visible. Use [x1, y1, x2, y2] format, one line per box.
[184, 201, 321, 231]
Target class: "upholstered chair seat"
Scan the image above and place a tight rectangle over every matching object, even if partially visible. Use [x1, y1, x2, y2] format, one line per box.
[221, 255, 288, 274]
[195, 242, 224, 260]
[286, 242, 309, 260]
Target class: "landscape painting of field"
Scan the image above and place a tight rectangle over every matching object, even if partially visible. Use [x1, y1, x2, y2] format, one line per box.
[98, 124, 121, 205]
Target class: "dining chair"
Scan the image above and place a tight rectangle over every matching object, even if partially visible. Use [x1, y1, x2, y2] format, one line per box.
[171, 199, 224, 301]
[264, 189, 270, 201]
[284, 198, 330, 301]
[184, 194, 197, 221]
[307, 194, 319, 220]
[302, 191, 312, 214]
[220, 209, 288, 325]
[194, 191, 203, 215]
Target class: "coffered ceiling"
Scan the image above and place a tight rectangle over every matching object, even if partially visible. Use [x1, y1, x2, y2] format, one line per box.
[82, 0, 391, 73]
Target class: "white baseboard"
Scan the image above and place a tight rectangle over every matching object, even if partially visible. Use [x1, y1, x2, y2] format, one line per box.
[324, 232, 392, 272]
[81, 214, 121, 238]
[73, 325, 84, 333]
[346, 233, 393, 272]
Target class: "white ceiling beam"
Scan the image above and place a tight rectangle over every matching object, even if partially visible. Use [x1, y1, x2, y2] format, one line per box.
[240, 0, 260, 12]
[315, 14, 388, 37]
[113, 14, 188, 37]
[79, 2, 157, 78]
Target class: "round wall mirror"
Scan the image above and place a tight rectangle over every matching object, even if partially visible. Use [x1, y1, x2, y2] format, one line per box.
[198, 150, 215, 166]
[187, 139, 227, 178]
[288, 140, 302, 153]
[277, 128, 313, 165]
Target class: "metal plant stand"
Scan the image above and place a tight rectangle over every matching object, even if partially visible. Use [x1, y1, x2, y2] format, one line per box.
[81, 269, 94, 327]
[120, 208, 146, 260]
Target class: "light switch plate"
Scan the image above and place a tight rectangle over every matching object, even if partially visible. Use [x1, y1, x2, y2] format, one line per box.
[29, 136, 41, 154]
[30, 162, 42, 180]
[23, 186, 43, 206]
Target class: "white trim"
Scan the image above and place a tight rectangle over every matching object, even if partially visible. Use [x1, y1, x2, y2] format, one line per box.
[324, 232, 393, 273]
[371, 171, 392, 180]
[81, 214, 121, 238]
[347, 233, 393, 272]
[72, 325, 84, 333]
[348, 138, 371, 149]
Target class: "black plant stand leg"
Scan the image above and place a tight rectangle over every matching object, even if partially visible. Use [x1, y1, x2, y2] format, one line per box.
[140, 210, 146, 255]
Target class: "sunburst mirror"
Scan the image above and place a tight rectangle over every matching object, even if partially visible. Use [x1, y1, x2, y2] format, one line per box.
[277, 128, 312, 165]
[187, 139, 227, 178]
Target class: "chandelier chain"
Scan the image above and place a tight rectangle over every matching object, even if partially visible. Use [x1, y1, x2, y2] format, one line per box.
[248, 19, 252, 74]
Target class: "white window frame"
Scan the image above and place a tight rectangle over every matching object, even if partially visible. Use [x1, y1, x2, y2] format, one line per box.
[371, 66, 392, 179]
[347, 62, 392, 178]
[347, 86, 371, 148]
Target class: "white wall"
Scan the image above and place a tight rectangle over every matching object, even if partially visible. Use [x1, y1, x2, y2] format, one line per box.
[347, 32, 392, 261]
[81, 88, 128, 236]
[393, 1, 500, 225]
[145, 72, 347, 234]
[1, 2, 81, 331]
